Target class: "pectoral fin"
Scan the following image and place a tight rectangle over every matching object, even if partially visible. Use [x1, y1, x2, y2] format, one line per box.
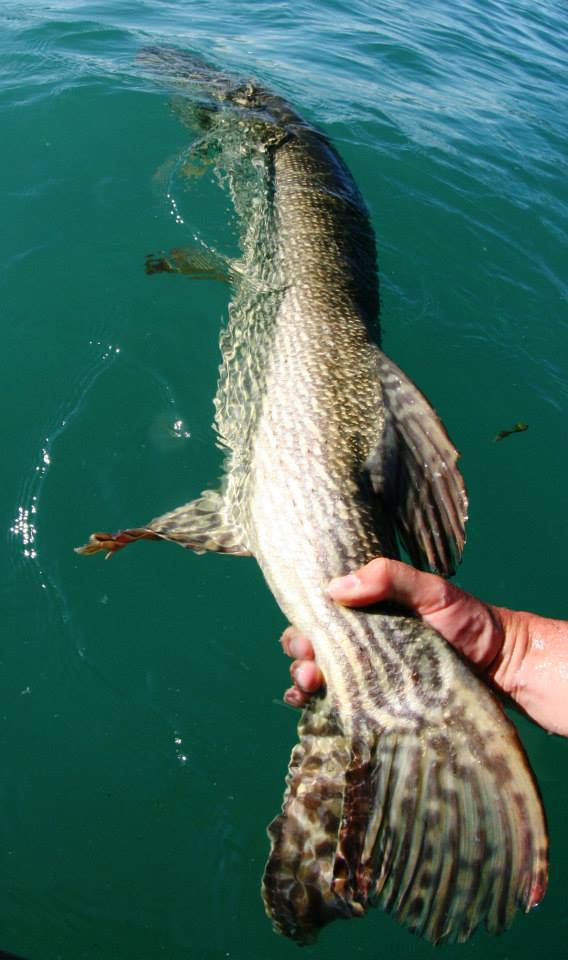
[145, 244, 232, 282]
[367, 351, 468, 576]
[75, 489, 251, 558]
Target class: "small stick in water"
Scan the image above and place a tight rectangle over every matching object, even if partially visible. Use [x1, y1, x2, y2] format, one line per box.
[494, 422, 528, 442]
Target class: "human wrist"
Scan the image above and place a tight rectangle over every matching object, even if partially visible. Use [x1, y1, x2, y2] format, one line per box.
[488, 607, 568, 736]
[487, 606, 531, 692]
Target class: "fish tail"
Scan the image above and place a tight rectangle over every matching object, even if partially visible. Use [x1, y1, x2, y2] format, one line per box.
[263, 677, 548, 943]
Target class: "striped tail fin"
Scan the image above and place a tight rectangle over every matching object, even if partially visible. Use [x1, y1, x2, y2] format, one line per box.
[262, 669, 548, 944]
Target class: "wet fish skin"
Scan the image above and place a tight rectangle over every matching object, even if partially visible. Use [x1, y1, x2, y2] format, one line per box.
[77, 50, 548, 944]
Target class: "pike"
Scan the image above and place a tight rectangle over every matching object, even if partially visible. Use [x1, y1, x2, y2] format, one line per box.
[77, 49, 548, 943]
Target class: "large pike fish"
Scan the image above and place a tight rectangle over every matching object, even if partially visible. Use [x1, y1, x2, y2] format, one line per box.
[77, 49, 547, 943]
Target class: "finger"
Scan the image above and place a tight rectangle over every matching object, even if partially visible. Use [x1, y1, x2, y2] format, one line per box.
[327, 557, 461, 616]
[280, 625, 300, 657]
[283, 685, 311, 708]
[291, 659, 324, 693]
[280, 626, 315, 660]
[283, 658, 326, 708]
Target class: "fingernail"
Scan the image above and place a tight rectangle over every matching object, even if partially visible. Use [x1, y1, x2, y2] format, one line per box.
[327, 573, 361, 598]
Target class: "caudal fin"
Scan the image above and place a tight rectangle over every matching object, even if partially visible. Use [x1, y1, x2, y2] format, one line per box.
[263, 683, 547, 944]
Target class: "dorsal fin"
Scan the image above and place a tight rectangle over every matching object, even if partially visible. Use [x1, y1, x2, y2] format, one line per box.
[366, 351, 468, 576]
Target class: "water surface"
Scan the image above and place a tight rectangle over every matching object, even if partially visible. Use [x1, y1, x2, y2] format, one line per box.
[2, 1, 567, 958]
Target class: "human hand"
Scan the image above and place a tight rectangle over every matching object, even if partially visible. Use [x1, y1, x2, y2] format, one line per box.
[281, 557, 568, 736]
[280, 628, 325, 708]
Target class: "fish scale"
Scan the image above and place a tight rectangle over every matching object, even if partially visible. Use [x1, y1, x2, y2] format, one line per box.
[77, 47, 548, 945]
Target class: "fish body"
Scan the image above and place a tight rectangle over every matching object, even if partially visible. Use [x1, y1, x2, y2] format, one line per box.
[78, 50, 548, 944]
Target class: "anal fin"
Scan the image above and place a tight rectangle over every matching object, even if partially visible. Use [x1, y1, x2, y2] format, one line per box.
[263, 697, 359, 943]
[75, 489, 251, 558]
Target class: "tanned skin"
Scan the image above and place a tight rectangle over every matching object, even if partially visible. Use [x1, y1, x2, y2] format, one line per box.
[281, 558, 568, 737]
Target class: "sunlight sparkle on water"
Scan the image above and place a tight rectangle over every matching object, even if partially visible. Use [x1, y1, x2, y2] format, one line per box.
[174, 733, 188, 766]
[88, 341, 121, 360]
[10, 501, 38, 559]
[172, 419, 191, 439]
[167, 192, 185, 225]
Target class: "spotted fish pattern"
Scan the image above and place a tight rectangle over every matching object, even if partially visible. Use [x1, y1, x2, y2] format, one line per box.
[77, 49, 548, 944]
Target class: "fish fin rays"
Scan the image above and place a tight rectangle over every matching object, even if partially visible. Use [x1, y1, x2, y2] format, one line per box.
[144, 488, 252, 554]
[75, 489, 251, 558]
[145, 244, 233, 283]
[144, 243, 280, 299]
[366, 350, 468, 576]
[263, 680, 548, 944]
[339, 718, 547, 943]
[262, 702, 358, 942]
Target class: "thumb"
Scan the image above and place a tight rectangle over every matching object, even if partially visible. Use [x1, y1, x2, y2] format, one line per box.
[328, 557, 503, 672]
[327, 557, 458, 616]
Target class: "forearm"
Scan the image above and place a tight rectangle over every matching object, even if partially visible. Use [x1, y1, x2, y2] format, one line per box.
[491, 606, 568, 737]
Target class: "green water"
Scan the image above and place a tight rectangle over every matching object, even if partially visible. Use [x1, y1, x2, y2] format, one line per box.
[2, 2, 567, 958]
